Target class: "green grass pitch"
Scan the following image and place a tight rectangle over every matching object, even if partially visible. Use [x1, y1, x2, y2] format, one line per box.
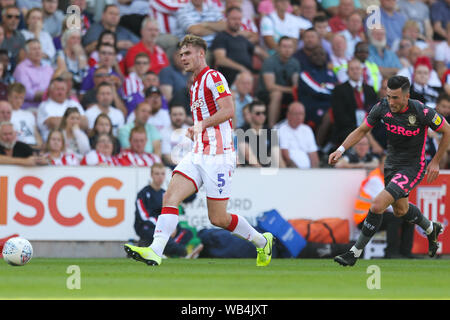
[1, 258, 449, 299]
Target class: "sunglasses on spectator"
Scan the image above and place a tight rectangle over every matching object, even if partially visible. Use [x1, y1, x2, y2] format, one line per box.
[6, 14, 20, 19]
[135, 61, 149, 65]
[253, 111, 266, 116]
[95, 73, 110, 77]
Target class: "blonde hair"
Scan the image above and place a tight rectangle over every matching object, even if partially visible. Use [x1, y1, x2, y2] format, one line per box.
[179, 34, 207, 53]
[45, 129, 66, 153]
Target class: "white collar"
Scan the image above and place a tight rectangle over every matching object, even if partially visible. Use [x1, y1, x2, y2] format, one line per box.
[349, 79, 362, 89]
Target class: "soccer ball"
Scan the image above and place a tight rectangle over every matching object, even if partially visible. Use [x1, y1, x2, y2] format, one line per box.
[2, 237, 33, 266]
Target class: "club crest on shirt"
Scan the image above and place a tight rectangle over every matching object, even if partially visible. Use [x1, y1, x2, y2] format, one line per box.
[432, 114, 442, 126]
[408, 114, 417, 126]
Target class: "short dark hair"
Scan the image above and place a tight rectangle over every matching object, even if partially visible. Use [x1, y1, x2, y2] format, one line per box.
[103, 4, 118, 13]
[135, 52, 150, 62]
[96, 81, 113, 92]
[169, 103, 186, 114]
[97, 42, 116, 53]
[49, 77, 67, 88]
[278, 36, 293, 45]
[313, 15, 328, 24]
[387, 76, 410, 93]
[226, 6, 241, 16]
[247, 100, 266, 113]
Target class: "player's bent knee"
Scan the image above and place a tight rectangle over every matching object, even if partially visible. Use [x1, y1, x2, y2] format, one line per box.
[162, 191, 181, 208]
[209, 216, 229, 229]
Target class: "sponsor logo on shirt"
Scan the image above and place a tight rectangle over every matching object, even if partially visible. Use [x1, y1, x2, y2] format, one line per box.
[215, 81, 225, 94]
[191, 99, 204, 112]
[385, 123, 420, 136]
[432, 114, 442, 126]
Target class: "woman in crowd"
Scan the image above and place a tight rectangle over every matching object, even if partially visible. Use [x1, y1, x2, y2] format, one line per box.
[409, 56, 442, 109]
[81, 133, 120, 166]
[88, 113, 121, 155]
[43, 129, 79, 165]
[20, 7, 56, 64]
[54, 28, 89, 90]
[59, 107, 91, 160]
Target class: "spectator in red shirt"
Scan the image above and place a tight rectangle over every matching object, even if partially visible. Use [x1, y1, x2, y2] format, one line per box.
[121, 17, 169, 76]
[81, 132, 120, 166]
[117, 125, 161, 167]
[328, 0, 355, 33]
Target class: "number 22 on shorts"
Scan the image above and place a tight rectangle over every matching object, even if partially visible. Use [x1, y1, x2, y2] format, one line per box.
[391, 173, 409, 191]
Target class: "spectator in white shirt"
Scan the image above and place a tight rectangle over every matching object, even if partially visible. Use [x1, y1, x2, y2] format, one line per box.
[161, 104, 192, 167]
[279, 101, 319, 168]
[260, 0, 312, 53]
[7, 82, 42, 148]
[85, 82, 125, 136]
[127, 86, 170, 132]
[339, 11, 364, 59]
[37, 77, 86, 141]
[330, 33, 349, 72]
[59, 107, 91, 160]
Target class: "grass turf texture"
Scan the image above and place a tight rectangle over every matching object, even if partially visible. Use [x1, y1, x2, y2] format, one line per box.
[1, 258, 449, 299]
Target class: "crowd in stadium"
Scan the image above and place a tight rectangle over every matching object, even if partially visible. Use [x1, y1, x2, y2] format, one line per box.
[0, 0, 448, 170]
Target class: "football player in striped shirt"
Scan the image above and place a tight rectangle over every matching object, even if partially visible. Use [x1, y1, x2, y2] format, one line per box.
[125, 35, 273, 266]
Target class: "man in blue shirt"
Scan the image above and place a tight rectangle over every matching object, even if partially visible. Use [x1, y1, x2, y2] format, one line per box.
[82, 4, 139, 56]
[430, 0, 450, 40]
[379, 0, 407, 48]
[368, 27, 402, 79]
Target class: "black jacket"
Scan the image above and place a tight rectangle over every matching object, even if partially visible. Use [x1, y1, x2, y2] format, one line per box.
[331, 81, 378, 145]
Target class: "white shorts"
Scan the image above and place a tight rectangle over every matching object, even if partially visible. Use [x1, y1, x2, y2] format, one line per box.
[173, 152, 236, 200]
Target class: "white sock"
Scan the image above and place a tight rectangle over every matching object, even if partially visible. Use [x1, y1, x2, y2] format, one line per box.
[228, 214, 267, 248]
[350, 246, 363, 258]
[150, 213, 179, 257]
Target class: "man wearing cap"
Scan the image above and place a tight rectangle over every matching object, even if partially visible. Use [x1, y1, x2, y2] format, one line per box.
[127, 86, 170, 133]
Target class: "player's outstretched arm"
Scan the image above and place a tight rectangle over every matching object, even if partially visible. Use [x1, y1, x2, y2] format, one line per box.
[328, 122, 372, 166]
[426, 118, 450, 183]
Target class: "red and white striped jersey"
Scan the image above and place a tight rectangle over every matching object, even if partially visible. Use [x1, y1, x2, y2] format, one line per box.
[122, 72, 144, 98]
[149, 0, 188, 34]
[117, 149, 162, 167]
[80, 150, 121, 166]
[149, 0, 223, 34]
[190, 67, 234, 155]
[46, 153, 79, 166]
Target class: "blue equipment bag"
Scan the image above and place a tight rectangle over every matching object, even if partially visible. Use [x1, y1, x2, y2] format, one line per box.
[257, 209, 307, 257]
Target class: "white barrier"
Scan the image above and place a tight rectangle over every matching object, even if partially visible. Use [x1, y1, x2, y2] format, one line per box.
[0, 166, 367, 241]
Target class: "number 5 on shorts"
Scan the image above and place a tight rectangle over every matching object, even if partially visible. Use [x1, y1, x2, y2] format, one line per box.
[218, 173, 225, 187]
